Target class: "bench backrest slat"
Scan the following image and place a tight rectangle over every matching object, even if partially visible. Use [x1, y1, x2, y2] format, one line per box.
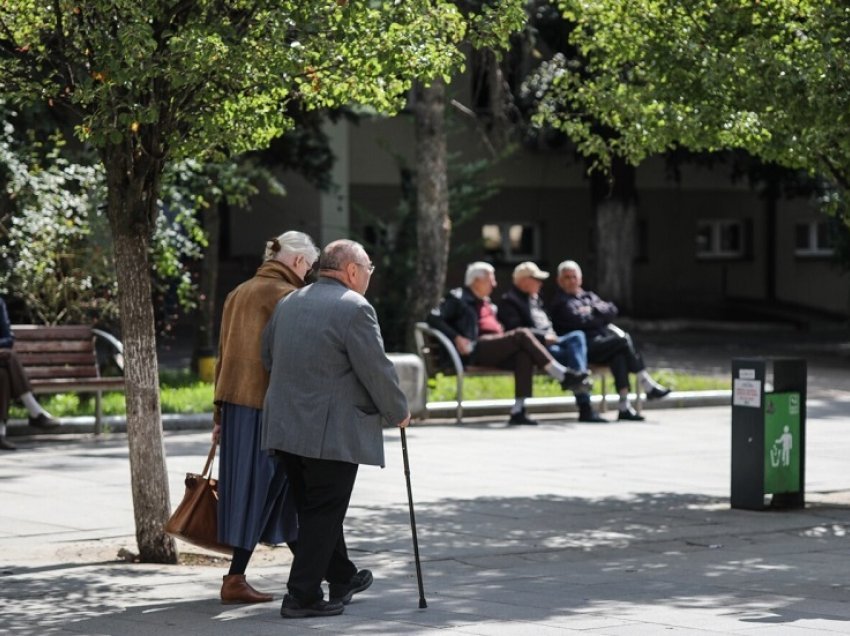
[26, 366, 100, 379]
[16, 352, 97, 366]
[13, 341, 94, 353]
[12, 325, 94, 340]
[11, 324, 101, 382]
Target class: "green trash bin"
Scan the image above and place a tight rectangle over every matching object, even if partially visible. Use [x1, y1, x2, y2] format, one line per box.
[731, 358, 806, 510]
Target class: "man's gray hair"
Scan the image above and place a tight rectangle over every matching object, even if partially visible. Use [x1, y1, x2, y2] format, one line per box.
[464, 261, 495, 286]
[319, 239, 366, 271]
[557, 260, 582, 277]
[264, 230, 319, 263]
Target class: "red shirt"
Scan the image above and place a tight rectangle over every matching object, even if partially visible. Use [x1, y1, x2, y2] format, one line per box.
[477, 300, 503, 336]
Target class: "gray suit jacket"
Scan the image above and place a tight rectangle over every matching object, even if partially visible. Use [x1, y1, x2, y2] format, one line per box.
[260, 277, 409, 467]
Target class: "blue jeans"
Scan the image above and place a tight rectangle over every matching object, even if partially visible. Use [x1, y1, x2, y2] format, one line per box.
[548, 330, 590, 405]
[547, 330, 587, 372]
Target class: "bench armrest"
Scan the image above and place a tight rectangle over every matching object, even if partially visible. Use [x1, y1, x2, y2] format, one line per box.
[413, 322, 464, 377]
[92, 328, 124, 372]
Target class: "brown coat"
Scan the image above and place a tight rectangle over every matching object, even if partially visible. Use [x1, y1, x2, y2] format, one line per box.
[214, 260, 304, 420]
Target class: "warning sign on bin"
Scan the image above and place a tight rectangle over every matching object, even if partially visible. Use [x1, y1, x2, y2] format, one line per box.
[733, 378, 761, 407]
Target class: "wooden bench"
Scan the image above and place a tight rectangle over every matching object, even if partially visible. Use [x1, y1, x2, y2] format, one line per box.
[11, 325, 125, 433]
[413, 322, 639, 423]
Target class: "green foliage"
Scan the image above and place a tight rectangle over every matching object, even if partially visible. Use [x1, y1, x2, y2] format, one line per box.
[532, 0, 850, 219]
[0, 106, 216, 326]
[0, 107, 118, 324]
[1, 1, 468, 161]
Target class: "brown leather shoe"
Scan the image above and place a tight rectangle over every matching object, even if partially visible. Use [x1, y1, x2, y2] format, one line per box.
[220, 574, 273, 604]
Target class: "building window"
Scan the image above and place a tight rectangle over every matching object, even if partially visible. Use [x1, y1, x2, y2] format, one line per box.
[696, 219, 745, 259]
[482, 223, 541, 263]
[794, 220, 834, 257]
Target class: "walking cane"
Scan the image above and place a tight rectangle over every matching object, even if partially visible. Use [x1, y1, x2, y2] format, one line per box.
[400, 427, 427, 608]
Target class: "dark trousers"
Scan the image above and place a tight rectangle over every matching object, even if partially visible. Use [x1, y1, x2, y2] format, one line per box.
[474, 328, 553, 398]
[278, 451, 358, 603]
[0, 350, 32, 421]
[587, 331, 645, 391]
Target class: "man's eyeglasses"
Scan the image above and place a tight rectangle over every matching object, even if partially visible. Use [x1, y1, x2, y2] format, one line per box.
[355, 262, 376, 275]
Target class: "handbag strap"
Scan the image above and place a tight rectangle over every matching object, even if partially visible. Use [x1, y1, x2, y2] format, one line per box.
[201, 441, 218, 479]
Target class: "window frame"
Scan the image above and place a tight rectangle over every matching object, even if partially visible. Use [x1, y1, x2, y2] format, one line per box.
[695, 218, 746, 260]
[481, 221, 542, 264]
[794, 219, 835, 258]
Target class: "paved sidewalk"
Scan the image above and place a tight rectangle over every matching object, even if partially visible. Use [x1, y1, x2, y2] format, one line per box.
[4, 399, 850, 635]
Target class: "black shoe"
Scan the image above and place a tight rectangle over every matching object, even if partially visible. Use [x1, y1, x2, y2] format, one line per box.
[560, 369, 590, 391]
[0, 436, 17, 451]
[618, 407, 645, 421]
[280, 594, 344, 618]
[329, 569, 373, 605]
[507, 412, 538, 426]
[28, 413, 60, 428]
[646, 386, 671, 400]
[578, 405, 608, 423]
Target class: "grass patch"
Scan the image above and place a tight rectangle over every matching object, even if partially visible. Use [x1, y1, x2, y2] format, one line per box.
[9, 367, 731, 418]
[427, 369, 730, 402]
[9, 369, 214, 419]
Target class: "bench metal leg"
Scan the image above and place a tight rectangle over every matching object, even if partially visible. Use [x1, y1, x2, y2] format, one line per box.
[95, 391, 102, 436]
[456, 373, 464, 424]
[634, 376, 642, 414]
[599, 374, 607, 412]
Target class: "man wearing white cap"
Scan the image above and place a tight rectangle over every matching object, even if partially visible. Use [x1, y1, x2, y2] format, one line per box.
[427, 261, 588, 426]
[498, 262, 606, 423]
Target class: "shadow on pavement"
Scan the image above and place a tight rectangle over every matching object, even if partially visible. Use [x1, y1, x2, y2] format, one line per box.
[5, 489, 850, 633]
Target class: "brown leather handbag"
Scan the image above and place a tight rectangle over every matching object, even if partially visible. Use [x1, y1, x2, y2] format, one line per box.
[164, 441, 232, 555]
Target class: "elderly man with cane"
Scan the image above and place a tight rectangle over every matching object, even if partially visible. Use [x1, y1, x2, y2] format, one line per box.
[262, 239, 411, 619]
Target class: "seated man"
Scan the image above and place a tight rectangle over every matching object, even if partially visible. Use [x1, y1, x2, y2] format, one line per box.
[427, 261, 588, 426]
[497, 262, 606, 423]
[548, 260, 670, 422]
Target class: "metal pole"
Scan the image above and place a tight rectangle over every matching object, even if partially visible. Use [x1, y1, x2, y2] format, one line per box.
[400, 427, 427, 608]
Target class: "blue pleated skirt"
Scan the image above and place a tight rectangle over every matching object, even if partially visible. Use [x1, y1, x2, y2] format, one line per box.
[217, 402, 298, 550]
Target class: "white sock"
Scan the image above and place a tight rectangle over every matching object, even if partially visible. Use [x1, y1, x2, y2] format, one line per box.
[20, 392, 49, 418]
[618, 394, 632, 412]
[511, 398, 526, 415]
[0, 423, 6, 436]
[638, 370, 662, 392]
[544, 361, 566, 382]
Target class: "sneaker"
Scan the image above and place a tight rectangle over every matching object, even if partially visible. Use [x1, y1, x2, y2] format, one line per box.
[618, 407, 645, 421]
[280, 594, 344, 618]
[329, 569, 374, 605]
[0, 436, 17, 451]
[507, 412, 538, 426]
[560, 369, 590, 392]
[28, 413, 60, 428]
[646, 386, 671, 400]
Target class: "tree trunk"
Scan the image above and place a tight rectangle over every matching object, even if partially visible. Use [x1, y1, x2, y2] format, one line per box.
[103, 141, 177, 564]
[192, 200, 221, 367]
[409, 79, 450, 346]
[591, 159, 637, 312]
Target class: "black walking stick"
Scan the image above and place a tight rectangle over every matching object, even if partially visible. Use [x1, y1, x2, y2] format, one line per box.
[400, 427, 427, 608]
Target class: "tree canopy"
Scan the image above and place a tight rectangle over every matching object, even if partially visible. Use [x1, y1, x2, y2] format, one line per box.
[1, 1, 468, 159]
[534, 0, 850, 214]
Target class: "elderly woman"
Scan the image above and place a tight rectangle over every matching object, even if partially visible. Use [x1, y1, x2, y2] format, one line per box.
[0, 297, 61, 451]
[213, 230, 319, 604]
